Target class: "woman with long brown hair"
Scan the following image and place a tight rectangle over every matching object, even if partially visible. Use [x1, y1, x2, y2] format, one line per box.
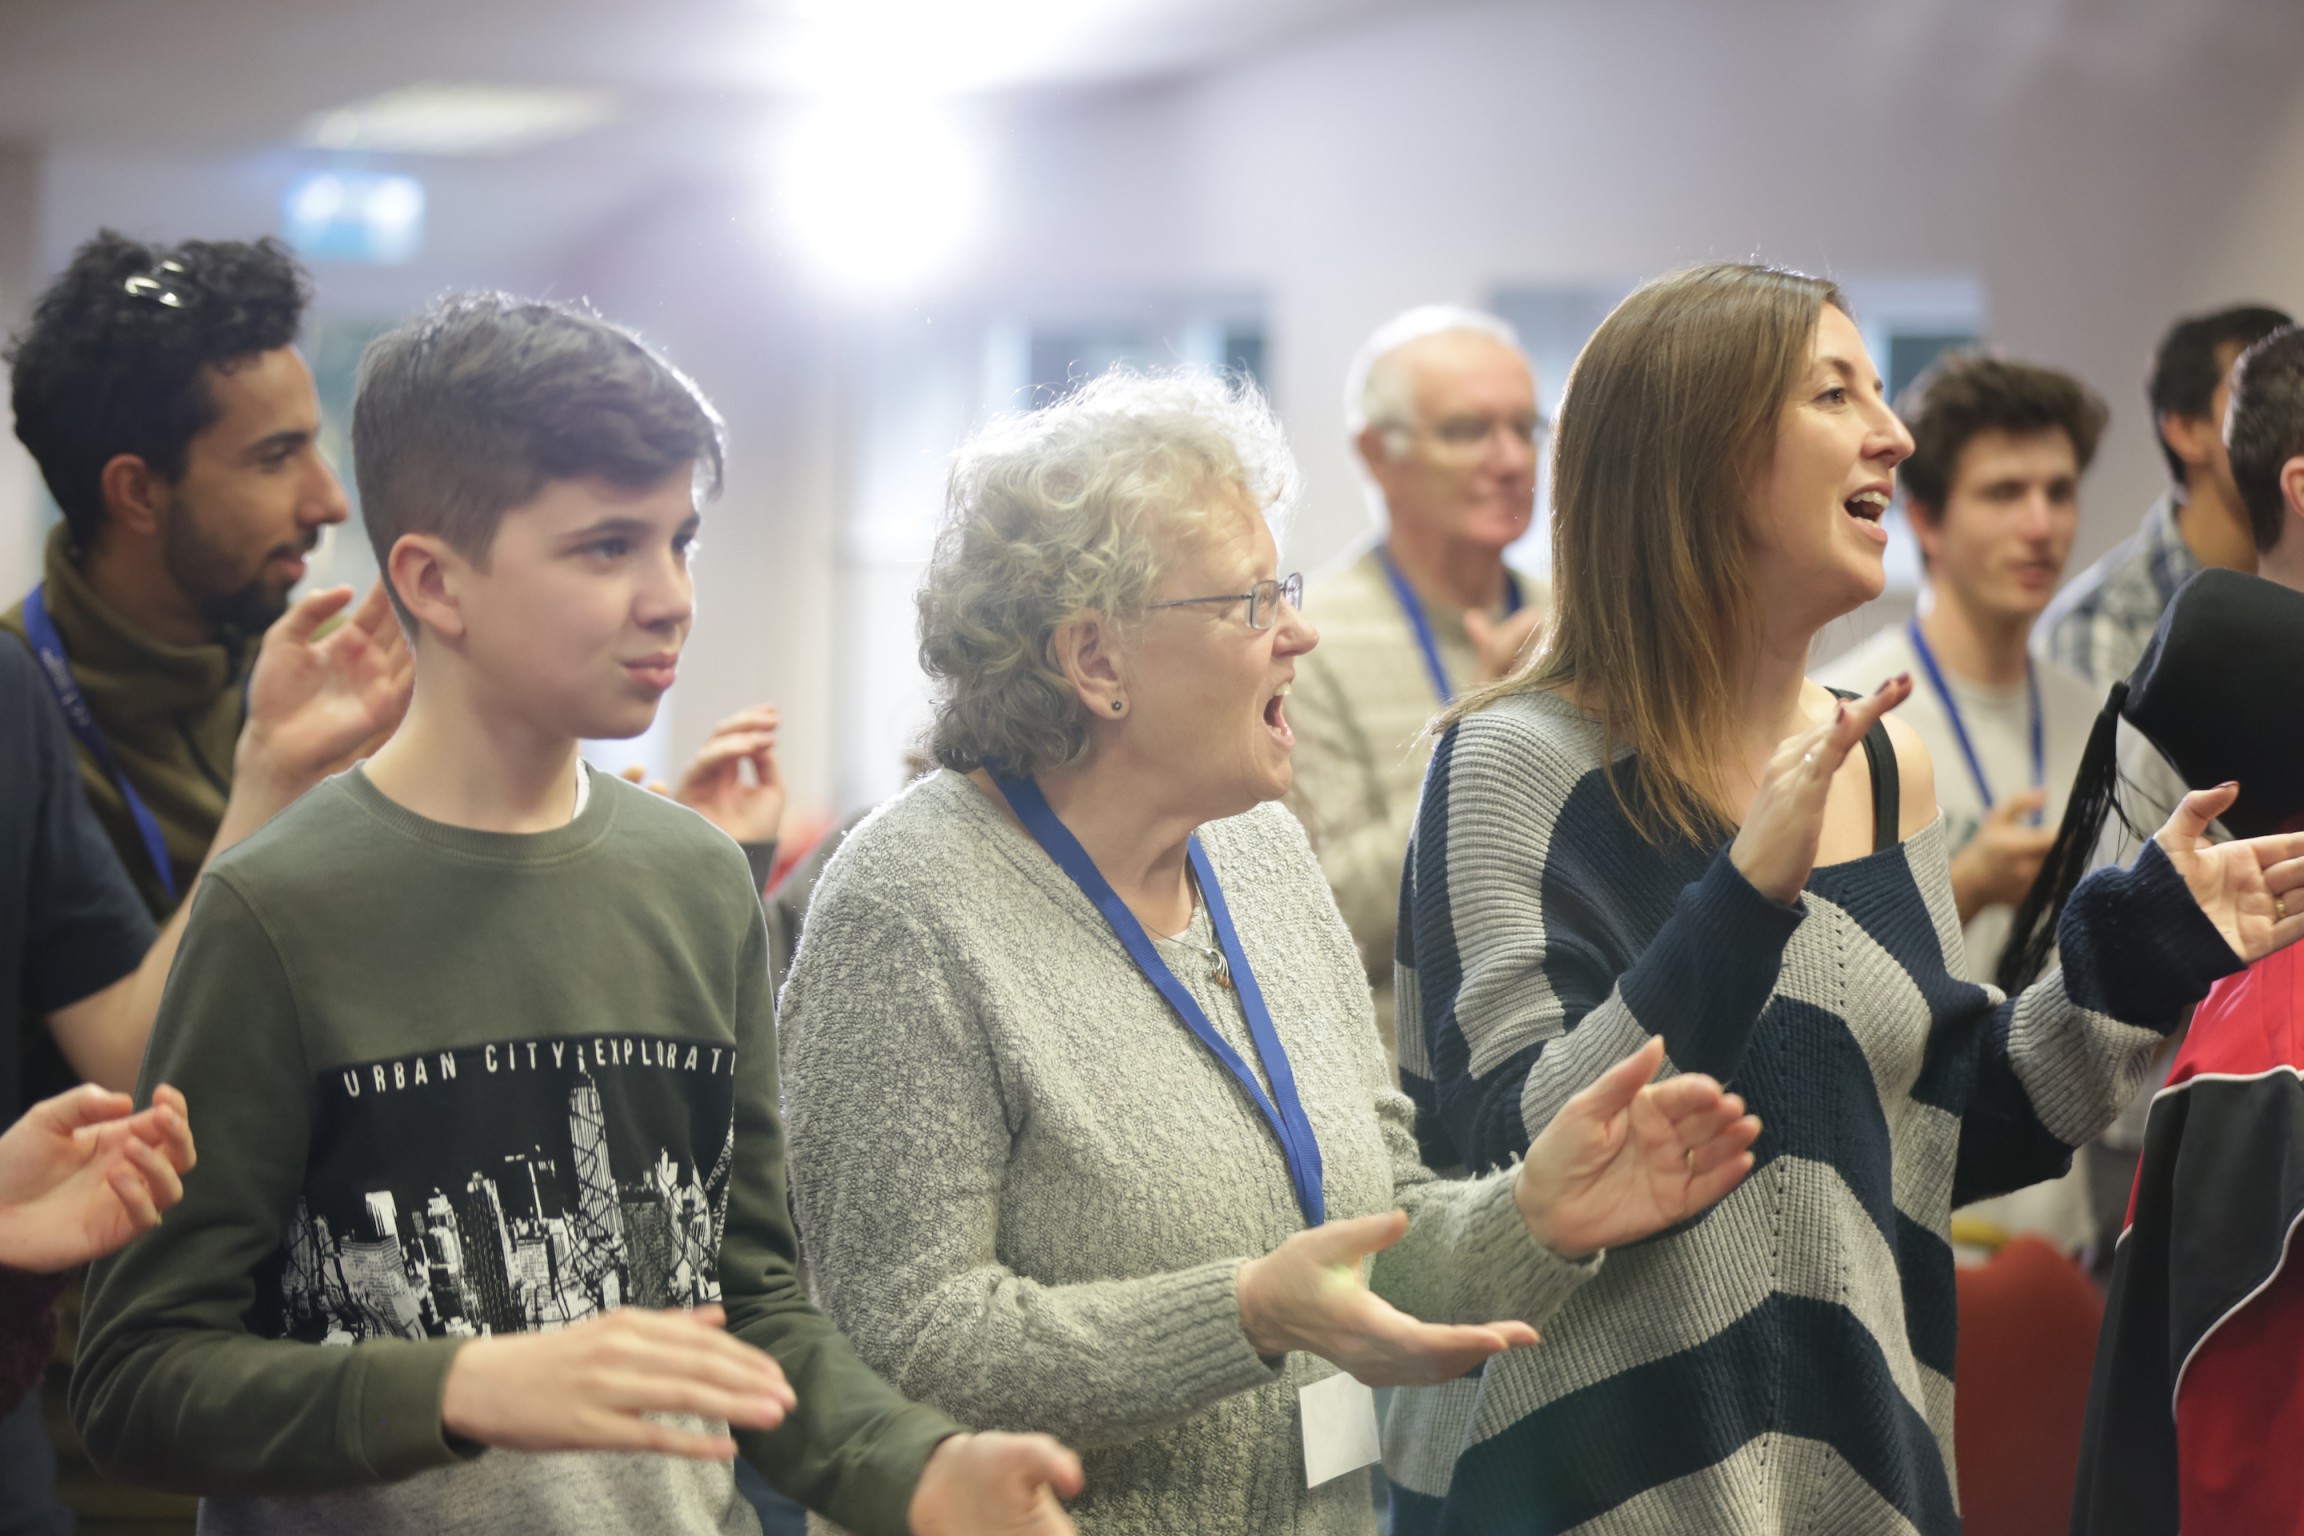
[1384, 263, 2304, 1535]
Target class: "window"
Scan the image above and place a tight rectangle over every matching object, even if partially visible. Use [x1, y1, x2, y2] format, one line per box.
[986, 299, 1269, 408]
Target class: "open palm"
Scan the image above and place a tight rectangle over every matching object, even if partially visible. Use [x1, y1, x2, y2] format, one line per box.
[2154, 784, 2304, 964]
[1516, 1038, 1760, 1260]
[241, 581, 414, 782]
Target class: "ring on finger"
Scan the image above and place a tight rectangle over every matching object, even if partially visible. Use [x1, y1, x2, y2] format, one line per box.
[2280, 895, 2289, 921]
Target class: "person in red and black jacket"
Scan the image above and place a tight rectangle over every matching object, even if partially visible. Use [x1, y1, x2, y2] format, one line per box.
[2005, 325, 2304, 1536]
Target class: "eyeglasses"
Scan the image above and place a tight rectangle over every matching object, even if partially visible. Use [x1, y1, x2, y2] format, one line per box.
[122, 259, 202, 311]
[1391, 413, 1549, 460]
[1147, 571, 1303, 631]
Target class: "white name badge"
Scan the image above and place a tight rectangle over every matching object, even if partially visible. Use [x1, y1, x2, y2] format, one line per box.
[1300, 1372, 1382, 1487]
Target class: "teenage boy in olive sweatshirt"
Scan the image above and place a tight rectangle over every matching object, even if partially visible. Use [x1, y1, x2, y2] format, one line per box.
[72, 293, 1083, 1536]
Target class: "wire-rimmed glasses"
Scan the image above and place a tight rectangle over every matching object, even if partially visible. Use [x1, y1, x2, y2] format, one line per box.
[1147, 571, 1303, 631]
[1392, 412, 1549, 462]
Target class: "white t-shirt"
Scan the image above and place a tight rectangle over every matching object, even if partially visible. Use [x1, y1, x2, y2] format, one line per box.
[1817, 621, 2102, 983]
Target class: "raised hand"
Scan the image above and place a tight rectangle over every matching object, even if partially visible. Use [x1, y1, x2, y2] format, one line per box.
[1466, 604, 1548, 685]
[0, 1083, 197, 1273]
[2152, 783, 2304, 964]
[1515, 1038, 1760, 1260]
[666, 705, 786, 845]
[1235, 1212, 1541, 1386]
[1730, 675, 1913, 904]
[909, 1431, 1085, 1536]
[236, 581, 414, 803]
[438, 1303, 796, 1460]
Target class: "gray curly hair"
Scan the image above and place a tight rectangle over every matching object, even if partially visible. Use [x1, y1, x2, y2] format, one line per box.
[920, 367, 1301, 777]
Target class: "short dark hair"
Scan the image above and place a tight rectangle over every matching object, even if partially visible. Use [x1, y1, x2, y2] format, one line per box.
[6, 229, 312, 546]
[2225, 326, 2304, 553]
[2148, 304, 2292, 488]
[352, 293, 725, 619]
[1896, 353, 2108, 519]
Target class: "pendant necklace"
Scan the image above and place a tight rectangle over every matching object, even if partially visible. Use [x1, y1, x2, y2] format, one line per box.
[1154, 899, 1233, 990]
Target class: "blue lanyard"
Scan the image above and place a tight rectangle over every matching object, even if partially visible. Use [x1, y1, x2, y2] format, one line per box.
[1905, 617, 2043, 823]
[992, 772, 1325, 1227]
[1375, 547, 1524, 704]
[22, 584, 179, 902]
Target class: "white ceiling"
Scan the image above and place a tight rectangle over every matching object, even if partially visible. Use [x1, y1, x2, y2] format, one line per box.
[0, 0, 1427, 151]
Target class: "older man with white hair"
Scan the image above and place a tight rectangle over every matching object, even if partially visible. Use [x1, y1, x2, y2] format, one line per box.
[1286, 307, 1548, 1058]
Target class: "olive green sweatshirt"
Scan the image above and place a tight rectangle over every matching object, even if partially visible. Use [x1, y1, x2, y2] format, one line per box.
[0, 524, 252, 919]
[73, 765, 958, 1536]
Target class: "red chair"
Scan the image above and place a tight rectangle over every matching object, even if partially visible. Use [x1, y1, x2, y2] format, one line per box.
[1952, 1235, 2105, 1536]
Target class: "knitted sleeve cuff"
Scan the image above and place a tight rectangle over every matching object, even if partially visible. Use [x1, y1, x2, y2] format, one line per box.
[1458, 1171, 1604, 1327]
[351, 1337, 485, 1482]
[1167, 1259, 1292, 1400]
[1617, 846, 1807, 1079]
[2057, 840, 2243, 1024]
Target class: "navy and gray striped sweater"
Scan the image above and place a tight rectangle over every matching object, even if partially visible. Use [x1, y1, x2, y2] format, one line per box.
[1387, 689, 2239, 1536]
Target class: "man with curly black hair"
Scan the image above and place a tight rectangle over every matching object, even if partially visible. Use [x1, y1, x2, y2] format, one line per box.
[0, 231, 406, 1536]
[3, 229, 352, 918]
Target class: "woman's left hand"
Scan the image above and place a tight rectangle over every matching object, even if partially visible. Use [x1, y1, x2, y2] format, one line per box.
[1514, 1038, 1761, 1261]
[2155, 782, 2304, 963]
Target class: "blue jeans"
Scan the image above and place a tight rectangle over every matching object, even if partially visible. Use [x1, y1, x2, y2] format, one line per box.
[0, 1392, 72, 1535]
[734, 1456, 808, 1536]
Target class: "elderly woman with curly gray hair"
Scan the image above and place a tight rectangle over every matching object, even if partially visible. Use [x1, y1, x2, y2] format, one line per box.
[774, 369, 1763, 1535]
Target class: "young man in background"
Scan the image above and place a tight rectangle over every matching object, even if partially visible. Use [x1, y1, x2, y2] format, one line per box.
[2039, 303, 2290, 690]
[1820, 354, 2106, 983]
[1819, 354, 2108, 1256]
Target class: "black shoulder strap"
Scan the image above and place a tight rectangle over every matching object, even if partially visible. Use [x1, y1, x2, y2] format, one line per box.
[1826, 686, 1901, 853]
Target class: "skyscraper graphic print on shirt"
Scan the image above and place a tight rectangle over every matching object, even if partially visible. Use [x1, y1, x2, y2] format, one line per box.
[261, 1034, 739, 1344]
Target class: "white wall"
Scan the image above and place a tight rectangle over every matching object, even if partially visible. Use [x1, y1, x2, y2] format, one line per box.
[492, 0, 2304, 812]
[12, 0, 2303, 819]
[0, 143, 41, 600]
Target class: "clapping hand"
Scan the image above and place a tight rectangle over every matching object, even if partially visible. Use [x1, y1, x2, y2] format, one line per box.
[2153, 783, 2304, 964]
[1731, 675, 1913, 904]
[440, 1303, 795, 1460]
[909, 1432, 1085, 1536]
[0, 1084, 197, 1273]
[1514, 1037, 1760, 1260]
[1234, 1212, 1542, 1387]
[237, 581, 414, 798]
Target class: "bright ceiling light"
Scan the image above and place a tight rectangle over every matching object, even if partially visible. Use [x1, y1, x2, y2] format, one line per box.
[297, 83, 618, 157]
[775, 100, 982, 298]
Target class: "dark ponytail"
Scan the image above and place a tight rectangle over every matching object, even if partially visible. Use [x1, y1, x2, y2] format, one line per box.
[1995, 683, 2145, 994]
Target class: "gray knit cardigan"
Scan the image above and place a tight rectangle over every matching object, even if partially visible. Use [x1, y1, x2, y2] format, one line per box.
[778, 770, 1598, 1535]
